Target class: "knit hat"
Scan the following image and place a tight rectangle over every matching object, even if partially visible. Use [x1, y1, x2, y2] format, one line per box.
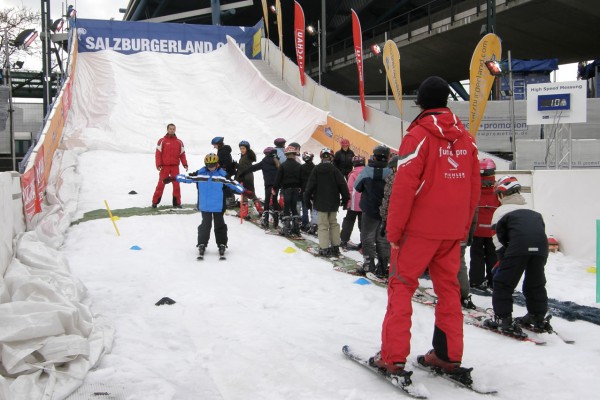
[416, 76, 450, 109]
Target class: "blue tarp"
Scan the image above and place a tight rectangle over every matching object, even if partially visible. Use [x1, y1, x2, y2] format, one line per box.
[509, 58, 559, 73]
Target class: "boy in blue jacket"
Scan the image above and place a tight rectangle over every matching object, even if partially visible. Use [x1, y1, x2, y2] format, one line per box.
[176, 153, 244, 258]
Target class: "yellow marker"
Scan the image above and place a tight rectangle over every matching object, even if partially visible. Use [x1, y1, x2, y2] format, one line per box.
[587, 266, 596, 274]
[104, 200, 120, 236]
[284, 247, 297, 254]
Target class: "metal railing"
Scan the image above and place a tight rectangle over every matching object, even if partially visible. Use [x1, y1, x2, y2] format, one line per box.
[307, 0, 492, 73]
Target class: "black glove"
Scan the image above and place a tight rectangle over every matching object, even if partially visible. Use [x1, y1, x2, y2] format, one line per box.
[341, 199, 348, 210]
[162, 176, 173, 184]
[188, 171, 198, 177]
[380, 221, 387, 237]
[306, 199, 312, 210]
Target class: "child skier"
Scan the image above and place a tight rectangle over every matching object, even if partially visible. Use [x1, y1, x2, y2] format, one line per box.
[484, 175, 550, 335]
[237, 147, 281, 228]
[300, 151, 318, 232]
[340, 155, 365, 250]
[273, 145, 303, 236]
[176, 153, 244, 259]
[469, 158, 500, 291]
[303, 147, 350, 256]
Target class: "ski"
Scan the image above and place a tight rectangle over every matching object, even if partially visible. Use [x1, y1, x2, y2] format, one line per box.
[219, 255, 226, 260]
[197, 255, 204, 260]
[516, 315, 575, 344]
[413, 359, 498, 395]
[365, 272, 388, 285]
[342, 345, 428, 399]
[464, 316, 546, 345]
[264, 230, 304, 240]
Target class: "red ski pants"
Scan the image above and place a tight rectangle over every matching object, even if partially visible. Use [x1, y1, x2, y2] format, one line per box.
[381, 235, 463, 364]
[152, 165, 181, 206]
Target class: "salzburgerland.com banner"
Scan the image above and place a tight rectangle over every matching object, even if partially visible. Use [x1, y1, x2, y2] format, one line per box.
[75, 18, 263, 59]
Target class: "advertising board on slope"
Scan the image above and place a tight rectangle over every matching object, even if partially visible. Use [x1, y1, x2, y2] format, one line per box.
[75, 19, 263, 59]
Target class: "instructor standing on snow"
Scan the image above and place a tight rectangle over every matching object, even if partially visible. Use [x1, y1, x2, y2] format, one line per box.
[371, 76, 480, 377]
[152, 123, 188, 208]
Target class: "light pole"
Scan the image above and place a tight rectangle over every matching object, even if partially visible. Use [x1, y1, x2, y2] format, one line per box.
[307, 23, 321, 85]
[508, 50, 516, 170]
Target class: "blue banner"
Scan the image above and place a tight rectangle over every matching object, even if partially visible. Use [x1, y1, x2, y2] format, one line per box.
[75, 19, 263, 59]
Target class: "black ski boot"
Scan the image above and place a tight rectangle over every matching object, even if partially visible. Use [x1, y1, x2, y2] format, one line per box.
[218, 244, 227, 259]
[318, 247, 331, 257]
[461, 295, 477, 310]
[484, 316, 527, 338]
[292, 216, 302, 236]
[374, 258, 389, 279]
[515, 313, 553, 333]
[271, 210, 280, 228]
[357, 256, 375, 275]
[331, 246, 340, 257]
[261, 211, 269, 229]
[197, 244, 206, 259]
[280, 216, 292, 236]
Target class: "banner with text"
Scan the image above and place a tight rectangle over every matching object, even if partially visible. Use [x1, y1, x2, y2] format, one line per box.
[469, 33, 501, 137]
[382, 40, 402, 119]
[294, 1, 306, 86]
[351, 10, 367, 121]
[75, 18, 263, 59]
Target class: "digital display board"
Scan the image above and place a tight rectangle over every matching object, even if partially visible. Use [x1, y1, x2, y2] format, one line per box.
[537, 93, 571, 111]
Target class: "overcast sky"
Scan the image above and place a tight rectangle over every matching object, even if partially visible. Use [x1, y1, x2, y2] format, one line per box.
[3, 0, 127, 21]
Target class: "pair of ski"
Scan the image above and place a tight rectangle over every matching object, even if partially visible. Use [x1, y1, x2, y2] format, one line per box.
[197, 251, 226, 261]
[416, 288, 574, 345]
[342, 345, 497, 398]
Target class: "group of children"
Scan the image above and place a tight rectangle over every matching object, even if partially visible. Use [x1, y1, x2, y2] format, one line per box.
[154, 128, 551, 339]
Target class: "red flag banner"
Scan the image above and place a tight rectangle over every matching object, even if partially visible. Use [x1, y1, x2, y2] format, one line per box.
[294, 1, 306, 86]
[351, 9, 367, 121]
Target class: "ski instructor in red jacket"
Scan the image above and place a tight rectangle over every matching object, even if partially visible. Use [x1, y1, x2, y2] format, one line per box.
[152, 123, 188, 208]
[372, 77, 480, 380]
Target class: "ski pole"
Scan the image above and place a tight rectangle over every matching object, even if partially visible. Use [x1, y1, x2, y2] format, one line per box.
[104, 200, 121, 237]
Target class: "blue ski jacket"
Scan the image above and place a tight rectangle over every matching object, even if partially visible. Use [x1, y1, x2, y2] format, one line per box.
[177, 167, 243, 212]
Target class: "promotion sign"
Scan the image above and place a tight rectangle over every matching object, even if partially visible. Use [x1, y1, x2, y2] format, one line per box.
[75, 19, 263, 59]
[469, 33, 501, 137]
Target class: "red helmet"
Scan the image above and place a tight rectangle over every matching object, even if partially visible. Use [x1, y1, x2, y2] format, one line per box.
[479, 158, 497, 176]
[320, 147, 333, 159]
[284, 145, 297, 155]
[548, 236, 559, 246]
[352, 156, 365, 166]
[302, 151, 314, 162]
[340, 138, 350, 147]
[494, 175, 521, 196]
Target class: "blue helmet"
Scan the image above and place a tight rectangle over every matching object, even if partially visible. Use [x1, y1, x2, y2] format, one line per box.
[211, 136, 224, 145]
[239, 140, 250, 149]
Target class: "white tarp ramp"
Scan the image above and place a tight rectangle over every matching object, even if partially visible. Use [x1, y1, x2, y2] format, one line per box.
[63, 36, 328, 154]
[1, 36, 327, 399]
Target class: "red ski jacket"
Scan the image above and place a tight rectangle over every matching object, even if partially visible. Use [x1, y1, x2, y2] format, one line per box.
[387, 108, 480, 243]
[155, 134, 188, 168]
[474, 176, 500, 237]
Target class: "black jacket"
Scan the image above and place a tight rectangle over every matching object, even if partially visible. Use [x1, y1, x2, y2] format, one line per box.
[304, 161, 350, 212]
[300, 160, 315, 192]
[333, 148, 355, 177]
[492, 196, 548, 258]
[239, 154, 278, 187]
[217, 144, 236, 178]
[354, 159, 392, 219]
[274, 158, 302, 190]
